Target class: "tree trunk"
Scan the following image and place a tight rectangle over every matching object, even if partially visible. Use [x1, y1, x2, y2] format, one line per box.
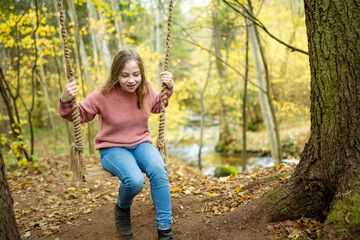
[212, 1, 231, 145]
[156, 0, 163, 88]
[34, 16, 56, 141]
[67, 0, 94, 91]
[38, 53, 56, 139]
[97, 1, 111, 71]
[0, 67, 30, 161]
[242, 26, 249, 172]
[0, 148, 20, 240]
[86, 0, 101, 86]
[110, 0, 124, 49]
[198, 48, 212, 171]
[264, 1, 360, 238]
[245, 15, 281, 164]
[52, 42, 73, 147]
[252, 13, 282, 166]
[53, 1, 73, 147]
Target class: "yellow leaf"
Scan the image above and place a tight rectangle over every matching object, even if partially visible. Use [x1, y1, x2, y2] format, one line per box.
[22, 158, 27, 166]
[33, 162, 40, 168]
[106, 26, 115, 33]
[170, 186, 181, 192]
[207, 193, 217, 197]
[236, 187, 242, 193]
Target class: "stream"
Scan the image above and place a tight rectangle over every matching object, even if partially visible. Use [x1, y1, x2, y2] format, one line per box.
[167, 117, 299, 176]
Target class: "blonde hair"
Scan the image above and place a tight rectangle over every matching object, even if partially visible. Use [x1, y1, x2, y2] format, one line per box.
[101, 49, 149, 111]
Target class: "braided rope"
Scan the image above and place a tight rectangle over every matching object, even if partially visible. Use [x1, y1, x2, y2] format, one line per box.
[156, 0, 174, 163]
[57, 0, 87, 181]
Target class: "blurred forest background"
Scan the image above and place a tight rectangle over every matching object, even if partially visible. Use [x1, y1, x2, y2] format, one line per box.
[0, 0, 311, 176]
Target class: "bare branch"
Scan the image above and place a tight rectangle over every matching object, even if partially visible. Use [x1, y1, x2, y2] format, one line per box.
[174, 36, 267, 94]
[223, 0, 308, 55]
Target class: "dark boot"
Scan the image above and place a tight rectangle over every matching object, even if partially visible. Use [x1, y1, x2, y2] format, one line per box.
[158, 228, 173, 240]
[114, 204, 133, 237]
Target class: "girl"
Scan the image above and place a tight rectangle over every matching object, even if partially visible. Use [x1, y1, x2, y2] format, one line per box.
[58, 49, 174, 239]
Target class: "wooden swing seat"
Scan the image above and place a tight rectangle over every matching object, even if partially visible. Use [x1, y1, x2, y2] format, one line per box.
[83, 167, 115, 181]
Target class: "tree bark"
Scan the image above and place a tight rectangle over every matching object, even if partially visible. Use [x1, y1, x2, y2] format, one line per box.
[53, 1, 73, 147]
[245, 14, 281, 165]
[242, 26, 249, 172]
[33, 6, 56, 141]
[264, 0, 360, 238]
[212, 1, 231, 145]
[52, 42, 73, 147]
[110, 0, 124, 49]
[156, 0, 163, 88]
[67, 0, 94, 91]
[0, 148, 20, 240]
[249, 0, 282, 165]
[198, 47, 212, 171]
[97, 0, 111, 71]
[86, 0, 101, 86]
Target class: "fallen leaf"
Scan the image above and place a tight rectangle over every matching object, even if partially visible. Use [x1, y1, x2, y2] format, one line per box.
[24, 231, 31, 238]
[170, 186, 181, 192]
[345, 212, 351, 224]
[288, 229, 302, 238]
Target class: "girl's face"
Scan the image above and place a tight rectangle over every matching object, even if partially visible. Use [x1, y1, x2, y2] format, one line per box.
[118, 60, 142, 93]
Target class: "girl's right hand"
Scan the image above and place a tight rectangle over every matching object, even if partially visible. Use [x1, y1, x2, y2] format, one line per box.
[60, 82, 78, 103]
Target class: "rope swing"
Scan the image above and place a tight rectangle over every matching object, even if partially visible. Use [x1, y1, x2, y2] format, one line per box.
[57, 0, 87, 181]
[156, 0, 173, 163]
[57, 0, 174, 181]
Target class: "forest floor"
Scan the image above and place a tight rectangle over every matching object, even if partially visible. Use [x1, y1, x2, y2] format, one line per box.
[7, 145, 325, 240]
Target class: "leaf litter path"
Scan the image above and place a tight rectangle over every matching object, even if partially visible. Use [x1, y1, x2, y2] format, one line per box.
[8, 154, 322, 239]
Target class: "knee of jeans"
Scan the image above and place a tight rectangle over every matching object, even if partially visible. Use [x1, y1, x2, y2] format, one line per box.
[123, 176, 144, 193]
[148, 164, 168, 180]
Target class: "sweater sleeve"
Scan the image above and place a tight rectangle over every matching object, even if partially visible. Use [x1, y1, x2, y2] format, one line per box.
[58, 90, 100, 123]
[150, 85, 174, 114]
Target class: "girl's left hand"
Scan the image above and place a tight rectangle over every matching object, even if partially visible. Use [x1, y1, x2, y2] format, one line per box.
[160, 71, 174, 89]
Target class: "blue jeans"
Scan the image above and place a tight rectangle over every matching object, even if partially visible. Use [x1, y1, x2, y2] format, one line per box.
[100, 142, 173, 230]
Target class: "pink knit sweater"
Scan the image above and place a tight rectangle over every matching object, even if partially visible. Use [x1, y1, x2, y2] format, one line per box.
[58, 85, 174, 149]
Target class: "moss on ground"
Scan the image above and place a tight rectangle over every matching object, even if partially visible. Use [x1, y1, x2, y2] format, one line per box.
[326, 179, 360, 229]
[263, 172, 293, 180]
[214, 165, 239, 177]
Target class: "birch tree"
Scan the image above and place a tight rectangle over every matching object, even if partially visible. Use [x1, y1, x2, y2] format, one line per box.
[33, 3, 56, 141]
[85, 0, 101, 86]
[244, 5, 282, 165]
[67, 0, 94, 90]
[97, 0, 111, 71]
[241, 26, 249, 172]
[156, 0, 163, 88]
[198, 49, 212, 170]
[110, 0, 123, 49]
[212, 0, 231, 145]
